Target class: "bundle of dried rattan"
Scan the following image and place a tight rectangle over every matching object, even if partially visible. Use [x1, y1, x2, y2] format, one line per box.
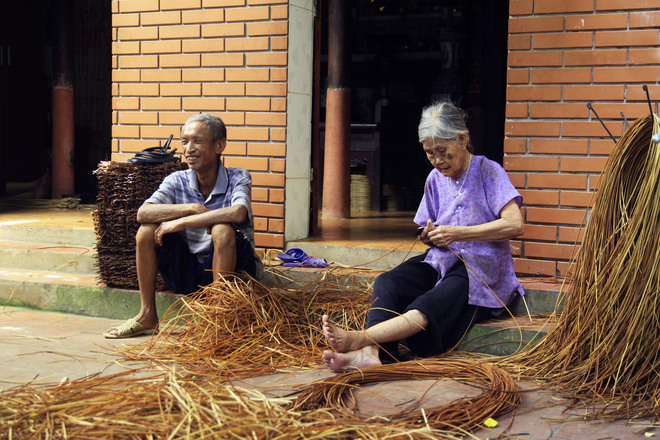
[1, 272, 500, 439]
[93, 160, 182, 289]
[0, 368, 471, 440]
[500, 113, 660, 418]
[294, 356, 520, 433]
[120, 273, 373, 377]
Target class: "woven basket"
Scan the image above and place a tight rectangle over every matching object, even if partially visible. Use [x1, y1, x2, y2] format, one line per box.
[93, 160, 183, 290]
[350, 174, 372, 213]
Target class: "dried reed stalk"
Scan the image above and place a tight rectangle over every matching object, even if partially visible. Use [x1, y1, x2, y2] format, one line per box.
[499, 113, 660, 418]
[294, 356, 520, 433]
[0, 270, 522, 438]
[119, 272, 373, 378]
[0, 362, 469, 439]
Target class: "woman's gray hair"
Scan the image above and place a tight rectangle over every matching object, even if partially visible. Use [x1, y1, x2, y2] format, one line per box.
[418, 100, 472, 151]
[183, 113, 227, 142]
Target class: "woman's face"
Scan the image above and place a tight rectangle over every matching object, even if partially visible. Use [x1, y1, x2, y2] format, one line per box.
[422, 133, 470, 180]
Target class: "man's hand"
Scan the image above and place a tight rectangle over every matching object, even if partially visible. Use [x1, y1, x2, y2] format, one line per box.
[190, 203, 210, 216]
[154, 219, 185, 246]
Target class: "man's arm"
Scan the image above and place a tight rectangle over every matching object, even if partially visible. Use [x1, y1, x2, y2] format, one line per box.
[166, 204, 247, 229]
[147, 203, 248, 246]
[137, 202, 209, 224]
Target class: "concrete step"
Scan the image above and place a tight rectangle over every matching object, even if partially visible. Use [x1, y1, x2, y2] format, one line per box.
[0, 264, 558, 356]
[284, 241, 425, 271]
[0, 223, 97, 248]
[0, 267, 180, 320]
[0, 240, 97, 274]
[278, 244, 565, 314]
[461, 315, 556, 356]
[263, 265, 564, 316]
[264, 266, 561, 356]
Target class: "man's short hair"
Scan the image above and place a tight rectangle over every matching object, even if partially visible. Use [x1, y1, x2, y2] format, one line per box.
[183, 113, 227, 142]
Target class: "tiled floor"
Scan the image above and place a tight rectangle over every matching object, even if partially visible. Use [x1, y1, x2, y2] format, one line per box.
[0, 307, 150, 387]
[311, 211, 427, 251]
[0, 205, 96, 230]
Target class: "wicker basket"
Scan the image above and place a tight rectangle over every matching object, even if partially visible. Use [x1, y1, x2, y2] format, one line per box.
[93, 160, 183, 290]
[350, 174, 372, 213]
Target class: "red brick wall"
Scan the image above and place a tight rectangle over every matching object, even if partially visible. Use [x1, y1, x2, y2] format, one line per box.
[505, 1, 660, 276]
[111, 0, 288, 249]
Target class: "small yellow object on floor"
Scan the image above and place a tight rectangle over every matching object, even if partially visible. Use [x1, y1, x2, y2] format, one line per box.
[483, 417, 498, 428]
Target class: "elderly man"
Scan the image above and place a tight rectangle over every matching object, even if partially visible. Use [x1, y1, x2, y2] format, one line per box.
[105, 114, 262, 338]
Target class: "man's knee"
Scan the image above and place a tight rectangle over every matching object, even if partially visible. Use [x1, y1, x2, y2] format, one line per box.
[210, 223, 235, 250]
[136, 224, 157, 248]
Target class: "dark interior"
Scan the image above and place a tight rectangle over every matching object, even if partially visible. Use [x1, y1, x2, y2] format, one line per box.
[0, 0, 111, 203]
[319, 0, 509, 212]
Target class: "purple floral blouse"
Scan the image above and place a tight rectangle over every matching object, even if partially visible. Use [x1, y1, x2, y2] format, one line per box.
[414, 155, 524, 309]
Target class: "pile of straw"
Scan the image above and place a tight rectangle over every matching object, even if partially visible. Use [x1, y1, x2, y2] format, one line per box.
[120, 273, 372, 377]
[93, 160, 182, 289]
[294, 357, 520, 433]
[500, 113, 660, 418]
[0, 368, 479, 439]
[0, 272, 523, 438]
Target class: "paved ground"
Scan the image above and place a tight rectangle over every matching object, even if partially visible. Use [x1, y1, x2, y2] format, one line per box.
[0, 306, 655, 439]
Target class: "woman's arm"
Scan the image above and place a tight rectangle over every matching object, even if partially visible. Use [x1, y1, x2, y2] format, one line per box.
[423, 199, 524, 248]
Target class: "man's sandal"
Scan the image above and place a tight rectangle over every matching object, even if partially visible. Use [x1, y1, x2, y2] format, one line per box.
[103, 318, 158, 339]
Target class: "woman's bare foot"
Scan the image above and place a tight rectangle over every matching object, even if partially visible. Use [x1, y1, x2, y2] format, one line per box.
[322, 314, 368, 353]
[322, 346, 381, 372]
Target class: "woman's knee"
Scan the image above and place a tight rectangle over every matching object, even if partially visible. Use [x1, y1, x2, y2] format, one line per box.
[372, 272, 400, 301]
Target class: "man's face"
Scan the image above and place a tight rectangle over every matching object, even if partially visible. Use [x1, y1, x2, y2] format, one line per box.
[181, 121, 225, 174]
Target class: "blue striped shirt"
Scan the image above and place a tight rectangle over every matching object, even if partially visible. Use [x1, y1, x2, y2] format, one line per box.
[145, 165, 260, 274]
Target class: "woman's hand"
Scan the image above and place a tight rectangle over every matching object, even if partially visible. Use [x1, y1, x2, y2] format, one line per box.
[420, 219, 459, 247]
[418, 200, 524, 248]
[425, 219, 461, 248]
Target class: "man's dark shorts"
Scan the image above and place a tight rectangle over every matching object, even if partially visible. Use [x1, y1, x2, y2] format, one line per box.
[156, 229, 257, 294]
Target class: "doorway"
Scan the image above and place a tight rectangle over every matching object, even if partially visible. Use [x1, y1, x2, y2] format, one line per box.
[0, 0, 111, 203]
[315, 0, 509, 217]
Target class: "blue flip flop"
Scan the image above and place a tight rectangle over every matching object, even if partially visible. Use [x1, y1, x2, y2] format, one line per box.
[283, 256, 333, 268]
[276, 247, 307, 263]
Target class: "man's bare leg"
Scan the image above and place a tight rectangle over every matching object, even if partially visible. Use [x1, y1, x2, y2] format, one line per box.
[210, 223, 236, 280]
[321, 310, 429, 372]
[106, 224, 159, 336]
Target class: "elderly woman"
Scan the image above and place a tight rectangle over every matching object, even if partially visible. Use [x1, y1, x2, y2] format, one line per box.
[322, 100, 525, 372]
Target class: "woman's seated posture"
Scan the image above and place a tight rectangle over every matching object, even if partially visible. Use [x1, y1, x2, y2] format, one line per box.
[322, 100, 525, 372]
